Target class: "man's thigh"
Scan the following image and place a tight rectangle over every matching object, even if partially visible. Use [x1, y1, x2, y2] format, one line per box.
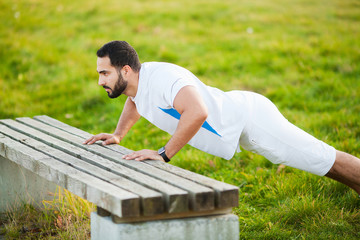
[239, 94, 336, 176]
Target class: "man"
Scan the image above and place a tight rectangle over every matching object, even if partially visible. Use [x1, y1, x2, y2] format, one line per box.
[84, 40, 360, 194]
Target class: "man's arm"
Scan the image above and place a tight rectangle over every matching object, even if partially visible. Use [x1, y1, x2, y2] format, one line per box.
[123, 85, 208, 161]
[83, 97, 141, 145]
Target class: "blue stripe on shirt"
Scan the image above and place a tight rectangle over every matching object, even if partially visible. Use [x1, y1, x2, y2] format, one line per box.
[158, 107, 221, 137]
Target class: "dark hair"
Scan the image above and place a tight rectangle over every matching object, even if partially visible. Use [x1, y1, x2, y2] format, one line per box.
[97, 41, 141, 72]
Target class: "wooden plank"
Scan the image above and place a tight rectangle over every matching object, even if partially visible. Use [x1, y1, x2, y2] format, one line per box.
[97, 207, 111, 217]
[144, 161, 239, 209]
[1, 119, 188, 214]
[34, 115, 92, 138]
[18, 117, 215, 212]
[0, 124, 164, 217]
[111, 207, 233, 224]
[34, 115, 239, 208]
[0, 132, 140, 218]
[34, 115, 131, 154]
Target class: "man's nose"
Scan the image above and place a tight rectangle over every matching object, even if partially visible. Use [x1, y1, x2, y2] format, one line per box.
[98, 77, 105, 86]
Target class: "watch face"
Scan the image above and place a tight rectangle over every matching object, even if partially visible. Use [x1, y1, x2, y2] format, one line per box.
[158, 147, 170, 162]
[158, 147, 165, 154]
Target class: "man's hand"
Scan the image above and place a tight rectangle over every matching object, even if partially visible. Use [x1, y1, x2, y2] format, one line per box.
[83, 133, 121, 145]
[122, 149, 164, 162]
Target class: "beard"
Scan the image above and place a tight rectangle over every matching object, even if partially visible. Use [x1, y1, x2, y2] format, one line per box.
[104, 71, 128, 99]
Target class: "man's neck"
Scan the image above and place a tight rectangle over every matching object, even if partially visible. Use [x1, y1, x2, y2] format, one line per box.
[123, 71, 140, 98]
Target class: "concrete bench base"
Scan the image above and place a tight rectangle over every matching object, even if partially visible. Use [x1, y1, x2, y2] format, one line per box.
[91, 212, 239, 240]
[0, 156, 57, 212]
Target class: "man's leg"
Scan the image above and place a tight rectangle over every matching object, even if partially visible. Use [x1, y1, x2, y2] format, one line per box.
[239, 92, 336, 176]
[239, 92, 360, 194]
[325, 151, 360, 194]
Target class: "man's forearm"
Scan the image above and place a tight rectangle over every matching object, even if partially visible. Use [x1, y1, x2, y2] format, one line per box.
[114, 97, 141, 140]
[165, 114, 206, 158]
[164, 110, 207, 158]
[163, 86, 208, 159]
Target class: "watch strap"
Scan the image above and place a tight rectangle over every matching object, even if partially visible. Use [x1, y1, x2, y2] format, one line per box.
[158, 147, 170, 162]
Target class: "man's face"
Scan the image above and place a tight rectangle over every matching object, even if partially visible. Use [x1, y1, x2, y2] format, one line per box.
[97, 56, 128, 98]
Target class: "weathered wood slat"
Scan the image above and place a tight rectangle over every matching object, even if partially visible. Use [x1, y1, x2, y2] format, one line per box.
[34, 115, 92, 138]
[33, 115, 239, 209]
[0, 132, 140, 218]
[34, 115, 131, 154]
[143, 161, 238, 209]
[1, 119, 188, 214]
[111, 207, 233, 224]
[0, 124, 164, 216]
[17, 117, 215, 212]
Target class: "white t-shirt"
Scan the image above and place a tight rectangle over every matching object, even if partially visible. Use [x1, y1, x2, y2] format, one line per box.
[131, 62, 249, 160]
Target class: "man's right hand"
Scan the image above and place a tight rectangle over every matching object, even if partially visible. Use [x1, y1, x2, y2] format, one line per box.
[83, 133, 121, 146]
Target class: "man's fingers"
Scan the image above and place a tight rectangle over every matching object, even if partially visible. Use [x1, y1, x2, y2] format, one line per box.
[87, 136, 100, 145]
[102, 138, 115, 145]
[83, 134, 105, 145]
[122, 150, 163, 162]
[122, 152, 137, 160]
[134, 155, 148, 161]
[83, 136, 95, 145]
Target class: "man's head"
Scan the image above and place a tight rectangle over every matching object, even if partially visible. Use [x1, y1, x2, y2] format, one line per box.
[96, 41, 141, 73]
[96, 41, 141, 98]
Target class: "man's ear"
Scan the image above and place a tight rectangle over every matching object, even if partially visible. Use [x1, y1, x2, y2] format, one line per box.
[122, 65, 132, 75]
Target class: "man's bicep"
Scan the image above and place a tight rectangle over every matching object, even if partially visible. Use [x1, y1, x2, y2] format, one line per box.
[173, 85, 208, 116]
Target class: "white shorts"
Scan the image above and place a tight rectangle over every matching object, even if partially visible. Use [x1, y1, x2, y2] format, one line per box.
[239, 92, 336, 176]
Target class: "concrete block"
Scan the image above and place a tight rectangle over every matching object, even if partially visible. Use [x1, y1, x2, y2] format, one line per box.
[0, 156, 58, 213]
[91, 212, 239, 240]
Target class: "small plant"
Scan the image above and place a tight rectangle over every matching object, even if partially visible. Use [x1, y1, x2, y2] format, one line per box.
[0, 187, 95, 239]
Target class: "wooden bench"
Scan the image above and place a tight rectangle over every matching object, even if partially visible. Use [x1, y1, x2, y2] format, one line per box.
[0, 115, 239, 239]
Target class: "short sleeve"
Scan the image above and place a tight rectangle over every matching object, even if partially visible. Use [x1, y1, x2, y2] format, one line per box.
[169, 78, 196, 107]
[145, 63, 197, 109]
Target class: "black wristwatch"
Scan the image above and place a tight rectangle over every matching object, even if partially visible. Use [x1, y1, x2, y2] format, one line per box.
[158, 147, 170, 162]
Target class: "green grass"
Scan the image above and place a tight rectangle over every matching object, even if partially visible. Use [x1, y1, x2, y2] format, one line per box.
[0, 0, 360, 238]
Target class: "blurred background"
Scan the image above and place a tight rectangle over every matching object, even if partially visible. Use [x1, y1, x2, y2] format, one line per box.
[1, 0, 359, 238]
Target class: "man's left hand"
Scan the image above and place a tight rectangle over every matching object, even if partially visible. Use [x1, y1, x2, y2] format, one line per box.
[122, 149, 165, 162]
